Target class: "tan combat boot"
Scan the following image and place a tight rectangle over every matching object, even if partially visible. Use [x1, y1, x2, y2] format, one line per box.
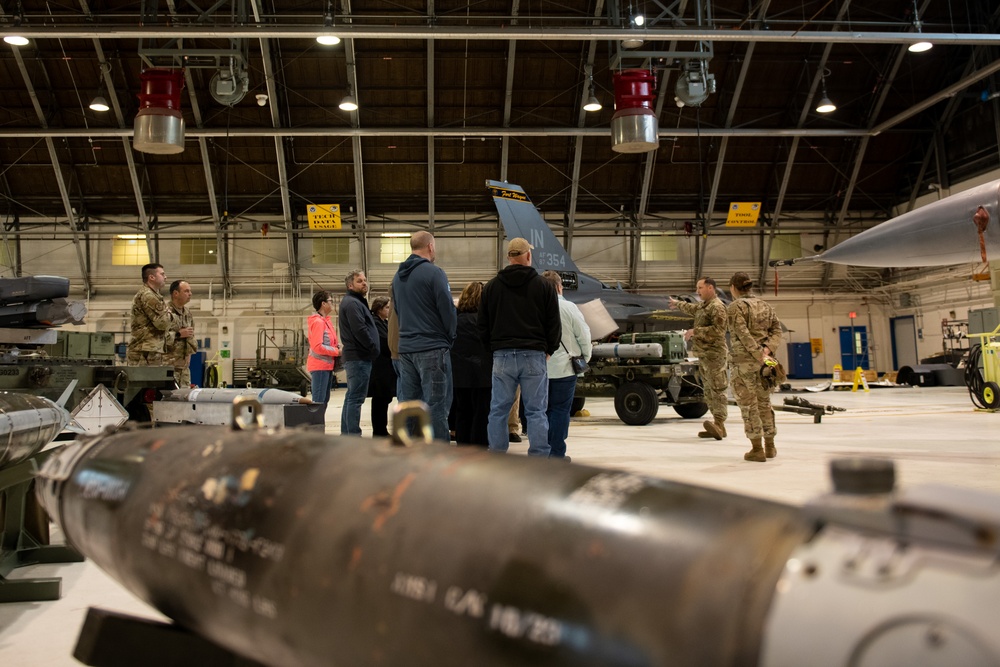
[744, 437, 766, 462]
[699, 420, 726, 440]
[764, 436, 776, 459]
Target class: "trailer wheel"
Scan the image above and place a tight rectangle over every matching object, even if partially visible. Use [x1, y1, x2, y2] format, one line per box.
[571, 396, 586, 414]
[615, 382, 659, 425]
[981, 381, 1000, 410]
[672, 402, 709, 419]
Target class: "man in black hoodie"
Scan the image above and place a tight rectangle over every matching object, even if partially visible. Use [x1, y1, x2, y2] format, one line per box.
[478, 237, 561, 456]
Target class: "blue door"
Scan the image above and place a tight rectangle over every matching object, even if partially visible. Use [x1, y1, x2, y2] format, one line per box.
[839, 326, 869, 371]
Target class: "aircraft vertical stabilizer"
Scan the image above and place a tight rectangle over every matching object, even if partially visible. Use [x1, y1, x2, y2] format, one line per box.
[486, 180, 579, 273]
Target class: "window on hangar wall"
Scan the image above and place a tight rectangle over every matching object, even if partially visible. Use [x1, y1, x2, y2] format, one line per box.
[112, 235, 150, 266]
[640, 233, 678, 262]
[768, 234, 802, 262]
[380, 234, 410, 264]
[180, 238, 218, 265]
[312, 237, 350, 264]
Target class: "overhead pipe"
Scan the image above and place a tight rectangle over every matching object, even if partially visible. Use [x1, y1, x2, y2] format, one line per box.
[0, 26, 997, 46]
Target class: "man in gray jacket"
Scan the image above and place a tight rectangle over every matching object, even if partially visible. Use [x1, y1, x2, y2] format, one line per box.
[391, 231, 457, 442]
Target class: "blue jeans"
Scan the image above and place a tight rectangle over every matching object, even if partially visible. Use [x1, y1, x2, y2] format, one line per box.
[546, 376, 577, 458]
[487, 349, 549, 456]
[398, 348, 453, 442]
[310, 370, 333, 407]
[340, 360, 372, 436]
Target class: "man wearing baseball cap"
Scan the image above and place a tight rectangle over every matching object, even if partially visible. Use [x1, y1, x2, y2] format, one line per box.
[477, 237, 561, 456]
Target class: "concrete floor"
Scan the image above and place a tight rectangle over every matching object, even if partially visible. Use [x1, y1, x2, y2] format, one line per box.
[2, 384, 998, 665]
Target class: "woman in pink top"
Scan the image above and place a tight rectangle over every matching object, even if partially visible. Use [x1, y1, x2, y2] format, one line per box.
[306, 290, 341, 407]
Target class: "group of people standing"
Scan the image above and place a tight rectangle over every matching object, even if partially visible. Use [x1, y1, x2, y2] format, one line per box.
[670, 272, 783, 462]
[127, 262, 197, 386]
[305, 232, 592, 460]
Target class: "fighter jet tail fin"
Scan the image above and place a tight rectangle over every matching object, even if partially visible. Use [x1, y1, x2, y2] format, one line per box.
[487, 180, 580, 274]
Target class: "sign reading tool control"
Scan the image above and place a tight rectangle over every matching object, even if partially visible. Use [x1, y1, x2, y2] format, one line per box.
[725, 202, 761, 227]
[307, 204, 341, 230]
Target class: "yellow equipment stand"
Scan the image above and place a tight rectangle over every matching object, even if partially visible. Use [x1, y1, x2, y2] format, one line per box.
[851, 367, 870, 393]
[965, 324, 1000, 410]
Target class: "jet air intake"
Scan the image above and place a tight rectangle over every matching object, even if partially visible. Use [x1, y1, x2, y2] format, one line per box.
[611, 69, 658, 154]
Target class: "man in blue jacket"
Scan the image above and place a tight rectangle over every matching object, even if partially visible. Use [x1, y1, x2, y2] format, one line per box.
[391, 231, 457, 442]
[338, 269, 379, 436]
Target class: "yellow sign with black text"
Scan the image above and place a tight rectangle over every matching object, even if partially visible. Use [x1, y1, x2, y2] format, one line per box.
[725, 202, 761, 227]
[307, 204, 341, 230]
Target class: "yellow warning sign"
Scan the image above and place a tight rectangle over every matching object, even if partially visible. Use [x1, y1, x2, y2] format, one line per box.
[810, 338, 823, 354]
[307, 204, 341, 230]
[725, 202, 762, 227]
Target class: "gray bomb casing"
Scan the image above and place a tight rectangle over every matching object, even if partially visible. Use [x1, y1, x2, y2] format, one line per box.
[36, 424, 807, 667]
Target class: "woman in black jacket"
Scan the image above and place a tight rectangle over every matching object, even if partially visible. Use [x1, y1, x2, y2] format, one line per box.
[367, 296, 397, 437]
[450, 282, 492, 446]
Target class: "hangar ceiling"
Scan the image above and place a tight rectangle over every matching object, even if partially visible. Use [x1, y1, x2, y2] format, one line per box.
[0, 0, 999, 295]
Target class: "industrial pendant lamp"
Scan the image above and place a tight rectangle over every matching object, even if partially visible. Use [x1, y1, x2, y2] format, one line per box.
[316, 2, 340, 46]
[3, 9, 28, 46]
[582, 66, 602, 112]
[908, 0, 933, 52]
[339, 88, 358, 112]
[815, 69, 836, 114]
[89, 63, 112, 112]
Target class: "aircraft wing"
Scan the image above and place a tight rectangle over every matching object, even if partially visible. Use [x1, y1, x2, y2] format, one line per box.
[806, 179, 1000, 268]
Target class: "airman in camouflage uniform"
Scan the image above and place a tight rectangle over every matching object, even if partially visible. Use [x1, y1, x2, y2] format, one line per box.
[164, 279, 196, 386]
[670, 277, 729, 439]
[126, 263, 176, 367]
[727, 272, 782, 462]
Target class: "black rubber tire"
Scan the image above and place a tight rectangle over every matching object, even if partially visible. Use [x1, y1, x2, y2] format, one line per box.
[614, 382, 659, 426]
[672, 402, 709, 419]
[829, 458, 896, 495]
[981, 381, 1000, 410]
[571, 396, 586, 414]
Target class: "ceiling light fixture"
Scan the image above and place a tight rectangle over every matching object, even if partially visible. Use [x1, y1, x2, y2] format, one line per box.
[907, 0, 933, 53]
[89, 63, 112, 112]
[4, 11, 28, 46]
[815, 68, 836, 114]
[339, 91, 358, 112]
[316, 2, 340, 46]
[582, 65, 602, 112]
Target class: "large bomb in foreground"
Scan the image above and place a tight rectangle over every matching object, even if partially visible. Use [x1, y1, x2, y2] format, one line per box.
[35, 407, 1000, 666]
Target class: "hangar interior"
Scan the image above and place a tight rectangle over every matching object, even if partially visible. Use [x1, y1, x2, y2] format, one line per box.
[2, 3, 1000, 664]
[0, 0, 997, 381]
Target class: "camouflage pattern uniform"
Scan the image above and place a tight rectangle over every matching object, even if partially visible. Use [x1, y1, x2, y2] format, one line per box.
[126, 285, 176, 366]
[676, 297, 729, 425]
[163, 303, 196, 386]
[727, 295, 782, 439]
